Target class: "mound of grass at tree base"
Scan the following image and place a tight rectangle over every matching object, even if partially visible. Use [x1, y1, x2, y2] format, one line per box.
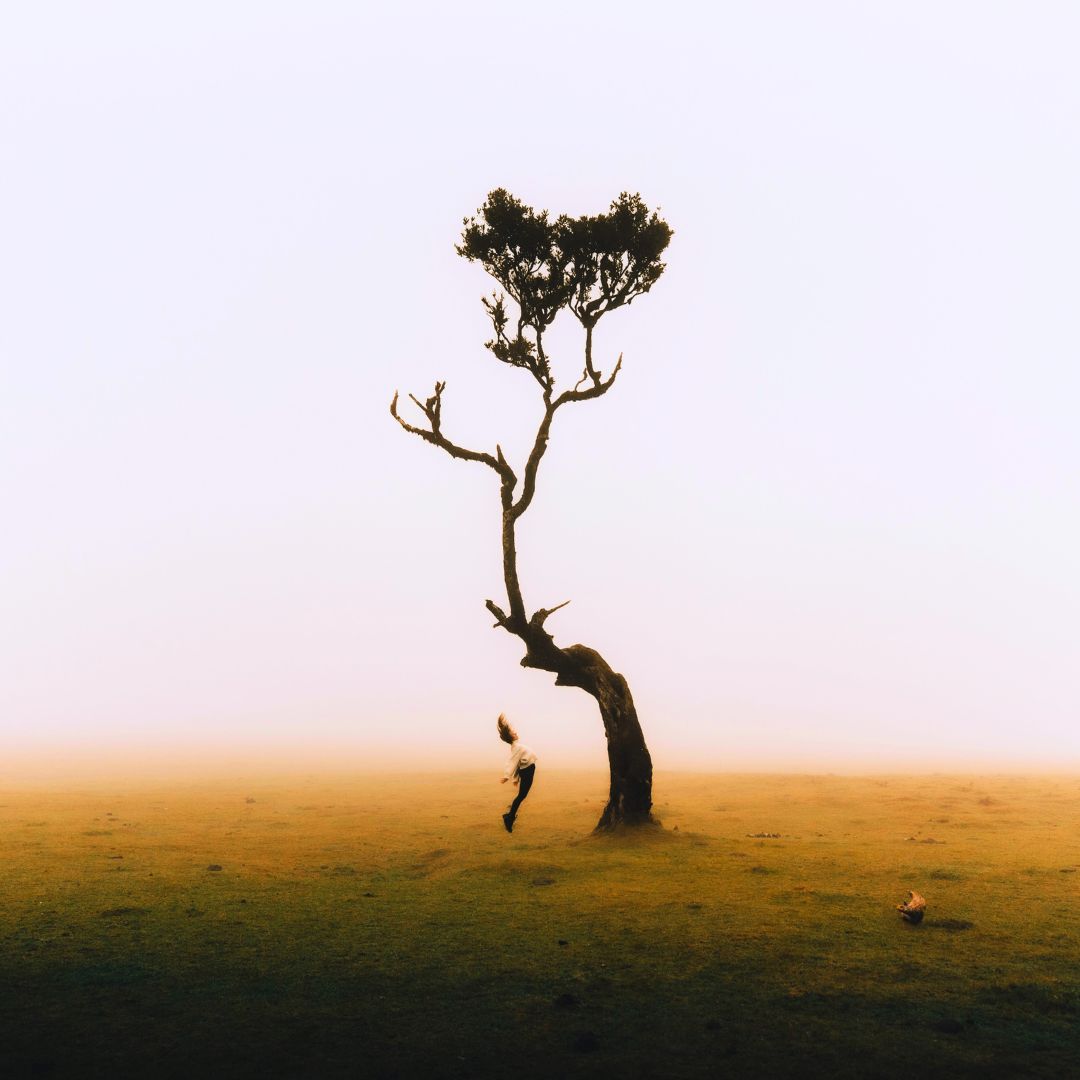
[2, 771, 1079, 1078]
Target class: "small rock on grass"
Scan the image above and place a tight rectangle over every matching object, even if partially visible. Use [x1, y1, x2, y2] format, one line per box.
[207, 864, 223, 872]
[531, 877, 555, 886]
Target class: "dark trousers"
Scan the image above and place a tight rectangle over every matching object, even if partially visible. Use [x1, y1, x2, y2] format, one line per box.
[509, 764, 535, 818]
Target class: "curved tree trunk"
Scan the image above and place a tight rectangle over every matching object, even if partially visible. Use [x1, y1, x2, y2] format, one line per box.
[488, 508, 657, 830]
[536, 640, 657, 828]
[589, 658, 655, 829]
[522, 638, 656, 830]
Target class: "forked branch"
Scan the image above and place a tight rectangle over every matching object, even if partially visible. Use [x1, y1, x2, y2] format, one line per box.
[558, 353, 622, 408]
[390, 383, 516, 484]
[510, 353, 624, 522]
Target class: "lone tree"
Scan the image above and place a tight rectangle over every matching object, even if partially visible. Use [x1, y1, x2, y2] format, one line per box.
[391, 189, 673, 830]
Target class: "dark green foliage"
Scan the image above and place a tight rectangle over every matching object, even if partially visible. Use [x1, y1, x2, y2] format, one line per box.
[457, 189, 673, 388]
[557, 192, 673, 327]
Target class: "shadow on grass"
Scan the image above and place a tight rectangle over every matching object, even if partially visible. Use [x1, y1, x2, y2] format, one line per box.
[4, 949, 1079, 1079]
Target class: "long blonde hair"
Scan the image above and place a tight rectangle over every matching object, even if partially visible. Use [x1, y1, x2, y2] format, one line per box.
[497, 713, 517, 745]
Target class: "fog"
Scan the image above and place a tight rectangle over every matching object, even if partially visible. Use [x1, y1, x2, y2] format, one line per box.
[3, 3, 1078, 775]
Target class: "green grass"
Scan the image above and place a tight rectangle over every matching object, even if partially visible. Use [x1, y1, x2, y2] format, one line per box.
[2, 771, 1079, 1078]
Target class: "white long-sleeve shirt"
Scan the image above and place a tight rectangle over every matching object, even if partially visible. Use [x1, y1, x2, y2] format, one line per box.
[503, 740, 537, 780]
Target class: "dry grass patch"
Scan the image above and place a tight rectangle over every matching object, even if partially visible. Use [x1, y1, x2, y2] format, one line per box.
[1, 770, 1078, 1078]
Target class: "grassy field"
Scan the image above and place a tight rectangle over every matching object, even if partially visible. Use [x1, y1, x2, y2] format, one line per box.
[2, 769, 1079, 1078]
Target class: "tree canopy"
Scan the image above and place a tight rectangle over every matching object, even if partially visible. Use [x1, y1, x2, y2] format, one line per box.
[456, 189, 672, 393]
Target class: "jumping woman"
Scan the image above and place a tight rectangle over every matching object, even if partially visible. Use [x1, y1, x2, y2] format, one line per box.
[497, 714, 537, 833]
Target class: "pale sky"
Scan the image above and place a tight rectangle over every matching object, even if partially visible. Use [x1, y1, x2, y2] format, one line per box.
[2, 2, 1078, 774]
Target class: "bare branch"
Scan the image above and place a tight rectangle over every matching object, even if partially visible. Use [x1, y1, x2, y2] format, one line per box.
[529, 599, 571, 629]
[554, 353, 622, 408]
[495, 445, 518, 492]
[509, 354, 624, 523]
[390, 384, 514, 481]
[583, 324, 600, 385]
[485, 598, 514, 631]
[510, 407, 553, 521]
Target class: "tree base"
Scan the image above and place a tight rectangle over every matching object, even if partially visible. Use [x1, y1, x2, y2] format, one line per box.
[593, 813, 662, 833]
[594, 798, 661, 832]
[589, 815, 668, 841]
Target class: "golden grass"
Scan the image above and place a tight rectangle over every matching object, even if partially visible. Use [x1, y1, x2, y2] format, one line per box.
[2, 770, 1079, 1077]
